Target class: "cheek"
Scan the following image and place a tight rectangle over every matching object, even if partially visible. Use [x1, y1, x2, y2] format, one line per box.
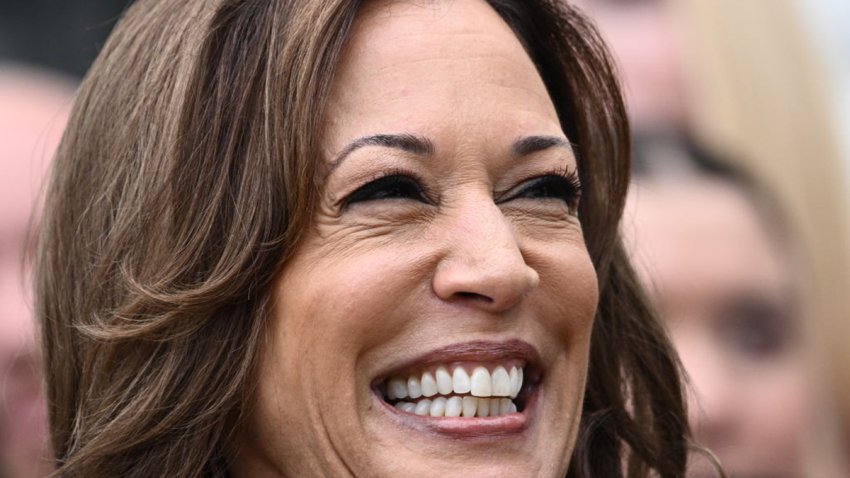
[747, 368, 809, 440]
[298, 250, 429, 343]
[266, 241, 431, 385]
[530, 241, 599, 345]
[246, 250, 419, 469]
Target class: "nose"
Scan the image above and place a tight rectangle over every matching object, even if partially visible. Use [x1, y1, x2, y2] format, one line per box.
[431, 198, 539, 312]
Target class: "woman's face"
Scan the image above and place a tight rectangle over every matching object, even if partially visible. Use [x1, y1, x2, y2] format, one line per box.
[625, 178, 808, 478]
[236, 1, 599, 476]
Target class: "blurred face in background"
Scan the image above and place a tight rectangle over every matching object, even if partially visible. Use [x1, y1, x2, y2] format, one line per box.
[571, 0, 687, 129]
[625, 178, 808, 478]
[0, 67, 71, 478]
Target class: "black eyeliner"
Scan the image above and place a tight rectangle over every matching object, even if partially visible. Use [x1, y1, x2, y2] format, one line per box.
[339, 169, 432, 210]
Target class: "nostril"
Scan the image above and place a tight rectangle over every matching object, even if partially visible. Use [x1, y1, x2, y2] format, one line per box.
[455, 291, 493, 303]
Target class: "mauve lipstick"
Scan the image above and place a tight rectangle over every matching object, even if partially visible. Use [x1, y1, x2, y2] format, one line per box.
[371, 338, 541, 383]
[370, 338, 544, 439]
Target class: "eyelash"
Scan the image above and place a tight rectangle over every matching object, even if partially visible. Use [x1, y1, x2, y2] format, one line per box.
[341, 167, 582, 214]
[341, 168, 432, 209]
[500, 168, 582, 214]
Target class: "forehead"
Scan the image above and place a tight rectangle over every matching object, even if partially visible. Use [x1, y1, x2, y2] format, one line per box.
[625, 179, 789, 306]
[324, 0, 562, 150]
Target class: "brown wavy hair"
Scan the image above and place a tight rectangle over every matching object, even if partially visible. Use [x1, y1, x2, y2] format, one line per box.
[36, 0, 687, 476]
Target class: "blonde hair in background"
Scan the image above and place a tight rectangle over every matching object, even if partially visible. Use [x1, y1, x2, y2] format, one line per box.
[673, 0, 850, 474]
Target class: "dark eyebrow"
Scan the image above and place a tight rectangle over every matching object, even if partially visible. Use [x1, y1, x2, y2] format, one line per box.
[328, 133, 570, 174]
[512, 135, 573, 157]
[331, 133, 434, 169]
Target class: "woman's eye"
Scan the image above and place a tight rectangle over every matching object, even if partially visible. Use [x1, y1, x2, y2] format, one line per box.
[719, 299, 794, 360]
[507, 174, 581, 212]
[344, 174, 428, 207]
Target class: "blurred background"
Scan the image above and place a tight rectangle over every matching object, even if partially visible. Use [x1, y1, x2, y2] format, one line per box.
[0, 0, 848, 477]
[572, 0, 850, 476]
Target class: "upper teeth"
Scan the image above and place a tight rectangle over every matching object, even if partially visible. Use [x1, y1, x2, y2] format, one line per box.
[385, 364, 523, 401]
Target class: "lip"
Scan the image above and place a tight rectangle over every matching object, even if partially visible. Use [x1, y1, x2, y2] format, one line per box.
[370, 339, 542, 384]
[370, 339, 543, 439]
[374, 383, 541, 440]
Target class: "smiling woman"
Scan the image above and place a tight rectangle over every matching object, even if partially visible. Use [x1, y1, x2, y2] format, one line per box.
[36, 0, 687, 477]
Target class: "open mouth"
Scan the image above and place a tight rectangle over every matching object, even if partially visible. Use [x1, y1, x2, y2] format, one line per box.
[371, 340, 542, 421]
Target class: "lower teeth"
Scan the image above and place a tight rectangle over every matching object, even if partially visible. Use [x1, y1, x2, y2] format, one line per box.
[394, 396, 517, 417]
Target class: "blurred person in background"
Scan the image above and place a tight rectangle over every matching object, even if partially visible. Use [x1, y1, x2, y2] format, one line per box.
[575, 0, 850, 474]
[623, 133, 810, 477]
[570, 0, 688, 131]
[0, 2, 126, 475]
[0, 64, 73, 478]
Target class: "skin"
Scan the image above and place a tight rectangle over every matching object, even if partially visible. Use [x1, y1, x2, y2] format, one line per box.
[624, 178, 808, 478]
[233, 1, 600, 476]
[572, 0, 687, 129]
